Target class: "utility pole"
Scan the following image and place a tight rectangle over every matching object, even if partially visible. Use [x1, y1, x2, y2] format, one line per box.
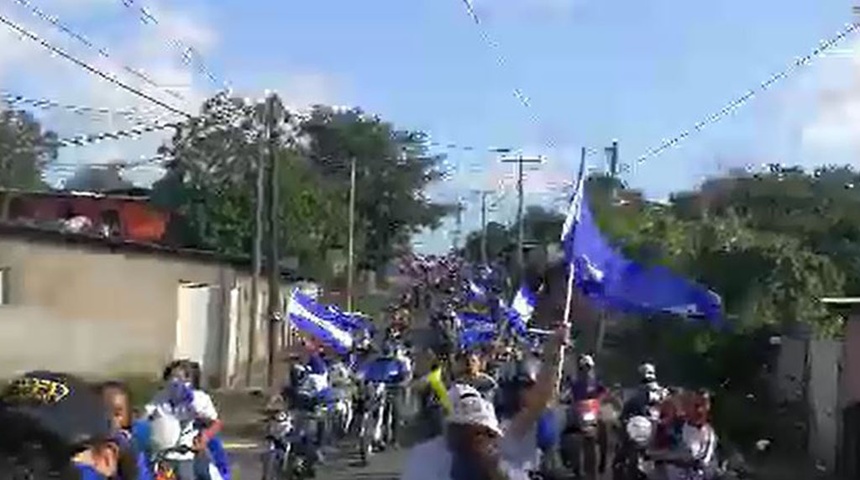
[453, 197, 464, 252]
[595, 140, 619, 356]
[246, 101, 266, 387]
[478, 190, 491, 265]
[265, 94, 282, 389]
[346, 156, 357, 312]
[501, 154, 543, 276]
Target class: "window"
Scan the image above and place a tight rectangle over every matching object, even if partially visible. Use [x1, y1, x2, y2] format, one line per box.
[0, 268, 9, 305]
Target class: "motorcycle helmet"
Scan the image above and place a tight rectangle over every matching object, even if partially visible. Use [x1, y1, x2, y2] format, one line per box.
[578, 354, 595, 369]
[149, 412, 182, 451]
[638, 362, 657, 382]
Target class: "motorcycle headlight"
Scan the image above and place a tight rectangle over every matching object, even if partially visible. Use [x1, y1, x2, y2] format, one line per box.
[625, 416, 653, 445]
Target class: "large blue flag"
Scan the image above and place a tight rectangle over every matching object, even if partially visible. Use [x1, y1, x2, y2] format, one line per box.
[560, 162, 722, 323]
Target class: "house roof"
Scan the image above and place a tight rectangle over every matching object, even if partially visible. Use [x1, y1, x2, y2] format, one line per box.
[0, 187, 151, 202]
[0, 221, 309, 282]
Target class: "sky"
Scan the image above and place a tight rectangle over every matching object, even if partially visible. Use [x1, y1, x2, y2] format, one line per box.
[0, 0, 858, 254]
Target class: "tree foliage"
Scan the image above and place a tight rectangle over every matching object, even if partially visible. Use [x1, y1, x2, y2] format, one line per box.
[464, 166, 854, 338]
[151, 95, 451, 277]
[0, 108, 57, 190]
[300, 106, 453, 271]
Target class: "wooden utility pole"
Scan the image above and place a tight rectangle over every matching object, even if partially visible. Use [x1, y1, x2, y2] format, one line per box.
[246, 101, 266, 387]
[346, 156, 357, 312]
[501, 154, 543, 275]
[265, 95, 282, 388]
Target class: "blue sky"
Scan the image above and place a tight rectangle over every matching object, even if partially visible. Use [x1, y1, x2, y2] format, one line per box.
[0, 0, 858, 253]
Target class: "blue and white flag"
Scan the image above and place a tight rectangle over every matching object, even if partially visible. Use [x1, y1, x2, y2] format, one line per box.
[456, 311, 494, 328]
[559, 164, 723, 323]
[326, 304, 371, 332]
[511, 284, 537, 325]
[459, 321, 497, 349]
[288, 291, 354, 353]
[465, 278, 488, 302]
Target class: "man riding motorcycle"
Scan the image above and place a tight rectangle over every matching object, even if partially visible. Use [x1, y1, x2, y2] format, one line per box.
[561, 354, 609, 479]
[356, 342, 412, 450]
[621, 363, 669, 421]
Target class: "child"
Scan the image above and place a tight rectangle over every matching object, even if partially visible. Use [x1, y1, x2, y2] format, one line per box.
[97, 381, 153, 480]
[144, 360, 223, 480]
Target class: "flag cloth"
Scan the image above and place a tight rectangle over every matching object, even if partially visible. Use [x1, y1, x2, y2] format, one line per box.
[325, 304, 371, 332]
[511, 284, 537, 325]
[561, 182, 722, 323]
[287, 291, 354, 353]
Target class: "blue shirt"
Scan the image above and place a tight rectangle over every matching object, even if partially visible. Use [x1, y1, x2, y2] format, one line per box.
[360, 357, 408, 384]
[75, 464, 106, 480]
[305, 354, 327, 375]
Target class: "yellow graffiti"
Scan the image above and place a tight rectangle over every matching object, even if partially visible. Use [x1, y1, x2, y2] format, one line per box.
[3, 376, 70, 405]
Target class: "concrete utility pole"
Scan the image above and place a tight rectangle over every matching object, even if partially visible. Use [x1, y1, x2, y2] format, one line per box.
[346, 156, 357, 312]
[477, 190, 492, 265]
[265, 94, 283, 388]
[246, 101, 266, 387]
[500, 154, 543, 275]
[453, 197, 464, 252]
[595, 140, 619, 356]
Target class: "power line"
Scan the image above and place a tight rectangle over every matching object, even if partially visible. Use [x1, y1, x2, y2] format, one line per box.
[1, 91, 169, 124]
[636, 22, 860, 163]
[0, 12, 192, 118]
[457, 0, 544, 134]
[12, 0, 185, 101]
[117, 0, 228, 90]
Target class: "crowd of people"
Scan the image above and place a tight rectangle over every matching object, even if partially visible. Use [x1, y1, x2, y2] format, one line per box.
[0, 252, 722, 480]
[0, 360, 226, 480]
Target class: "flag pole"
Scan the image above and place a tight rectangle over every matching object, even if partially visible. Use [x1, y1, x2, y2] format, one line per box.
[563, 146, 587, 325]
[558, 146, 587, 391]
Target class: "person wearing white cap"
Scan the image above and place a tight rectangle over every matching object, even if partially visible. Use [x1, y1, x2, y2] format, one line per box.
[401, 324, 569, 480]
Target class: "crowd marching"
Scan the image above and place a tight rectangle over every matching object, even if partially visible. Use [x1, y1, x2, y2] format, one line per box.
[0, 251, 730, 480]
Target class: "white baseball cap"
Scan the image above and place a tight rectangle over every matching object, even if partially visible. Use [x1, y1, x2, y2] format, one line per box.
[446, 383, 503, 436]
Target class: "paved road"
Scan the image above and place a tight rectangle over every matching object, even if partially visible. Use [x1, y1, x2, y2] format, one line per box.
[225, 437, 407, 480]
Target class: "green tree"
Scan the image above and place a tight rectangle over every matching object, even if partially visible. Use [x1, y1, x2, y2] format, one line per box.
[0, 108, 57, 190]
[64, 164, 134, 192]
[151, 94, 349, 277]
[300, 106, 453, 272]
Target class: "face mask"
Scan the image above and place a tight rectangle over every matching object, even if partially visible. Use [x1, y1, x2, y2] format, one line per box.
[168, 380, 194, 405]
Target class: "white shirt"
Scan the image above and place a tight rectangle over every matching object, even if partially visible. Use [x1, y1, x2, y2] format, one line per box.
[401, 428, 533, 480]
[144, 389, 219, 460]
[299, 372, 329, 395]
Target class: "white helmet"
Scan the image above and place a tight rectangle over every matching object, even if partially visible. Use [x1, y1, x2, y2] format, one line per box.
[638, 362, 657, 381]
[578, 354, 595, 368]
[149, 412, 182, 451]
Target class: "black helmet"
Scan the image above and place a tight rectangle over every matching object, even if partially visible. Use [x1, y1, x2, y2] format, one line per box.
[503, 356, 541, 386]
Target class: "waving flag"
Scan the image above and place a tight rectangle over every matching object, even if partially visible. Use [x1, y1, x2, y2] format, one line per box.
[560, 177, 723, 323]
[459, 321, 497, 349]
[326, 304, 371, 332]
[511, 284, 537, 325]
[456, 311, 494, 328]
[288, 291, 353, 353]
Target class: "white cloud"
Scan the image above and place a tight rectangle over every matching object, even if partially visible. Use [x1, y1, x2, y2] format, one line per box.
[0, 0, 343, 187]
[796, 38, 860, 164]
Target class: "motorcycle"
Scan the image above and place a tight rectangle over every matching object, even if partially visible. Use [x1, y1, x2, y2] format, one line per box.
[261, 403, 326, 480]
[560, 398, 602, 479]
[355, 378, 387, 465]
[613, 415, 657, 480]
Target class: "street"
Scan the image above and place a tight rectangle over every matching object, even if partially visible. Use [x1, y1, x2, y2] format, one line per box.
[224, 437, 406, 480]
